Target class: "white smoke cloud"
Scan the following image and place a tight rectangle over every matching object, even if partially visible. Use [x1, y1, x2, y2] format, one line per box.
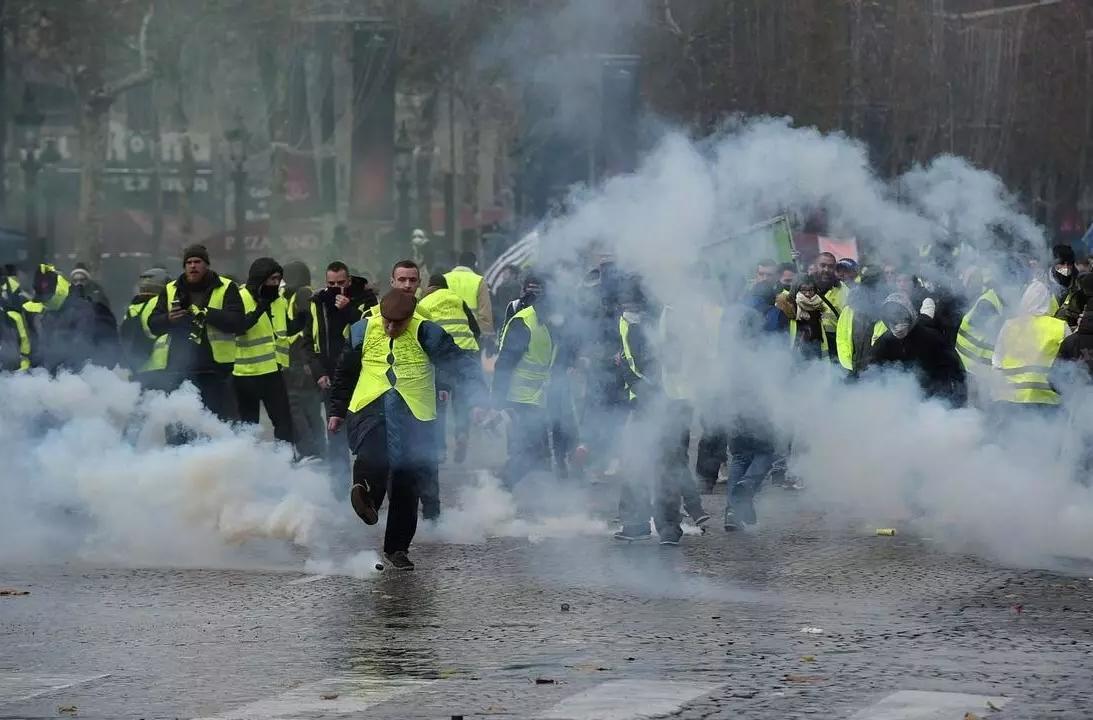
[530, 115, 1093, 571]
[0, 367, 609, 572]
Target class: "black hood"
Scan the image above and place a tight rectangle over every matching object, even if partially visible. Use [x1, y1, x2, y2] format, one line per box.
[282, 260, 311, 293]
[246, 257, 283, 294]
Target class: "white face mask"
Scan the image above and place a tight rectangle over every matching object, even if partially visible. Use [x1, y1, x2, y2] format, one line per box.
[890, 322, 911, 339]
[1055, 265, 1072, 277]
[622, 311, 643, 324]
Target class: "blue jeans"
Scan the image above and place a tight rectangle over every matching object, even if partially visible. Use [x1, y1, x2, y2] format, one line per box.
[725, 447, 774, 527]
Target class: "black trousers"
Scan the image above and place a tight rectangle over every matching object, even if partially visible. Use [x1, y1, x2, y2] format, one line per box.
[156, 371, 237, 445]
[351, 430, 425, 554]
[502, 404, 551, 489]
[285, 370, 325, 459]
[234, 371, 295, 444]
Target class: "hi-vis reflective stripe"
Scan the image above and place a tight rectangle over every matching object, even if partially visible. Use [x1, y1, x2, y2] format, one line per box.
[237, 336, 273, 348]
[1000, 365, 1053, 376]
[208, 329, 236, 343]
[234, 352, 278, 365]
[957, 328, 993, 351]
[435, 319, 474, 339]
[1007, 381, 1054, 391]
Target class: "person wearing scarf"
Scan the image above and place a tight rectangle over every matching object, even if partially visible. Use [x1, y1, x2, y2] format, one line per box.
[865, 292, 965, 404]
[792, 279, 826, 359]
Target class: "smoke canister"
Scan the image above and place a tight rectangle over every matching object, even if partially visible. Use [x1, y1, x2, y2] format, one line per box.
[875, 528, 897, 536]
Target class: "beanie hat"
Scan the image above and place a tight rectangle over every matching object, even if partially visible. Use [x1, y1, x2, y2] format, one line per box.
[379, 289, 416, 321]
[183, 244, 210, 265]
[138, 267, 170, 294]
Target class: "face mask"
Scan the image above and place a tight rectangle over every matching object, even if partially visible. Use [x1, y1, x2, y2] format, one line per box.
[1055, 265, 1072, 277]
[260, 284, 280, 300]
[781, 281, 793, 290]
[622, 310, 642, 324]
[890, 322, 911, 339]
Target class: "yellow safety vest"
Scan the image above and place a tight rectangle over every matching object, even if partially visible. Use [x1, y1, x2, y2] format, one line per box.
[5, 310, 31, 371]
[955, 289, 1003, 374]
[282, 287, 309, 349]
[835, 307, 886, 371]
[124, 298, 161, 373]
[147, 278, 238, 371]
[348, 315, 436, 420]
[498, 305, 554, 407]
[235, 287, 285, 376]
[418, 287, 479, 351]
[820, 283, 847, 334]
[994, 315, 1067, 405]
[444, 269, 483, 311]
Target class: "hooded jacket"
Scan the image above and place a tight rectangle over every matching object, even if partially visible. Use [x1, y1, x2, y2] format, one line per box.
[26, 266, 118, 372]
[866, 292, 965, 403]
[304, 274, 376, 379]
[1057, 303, 1093, 380]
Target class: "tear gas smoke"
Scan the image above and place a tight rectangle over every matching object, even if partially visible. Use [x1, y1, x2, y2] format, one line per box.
[531, 115, 1092, 571]
[0, 368, 606, 572]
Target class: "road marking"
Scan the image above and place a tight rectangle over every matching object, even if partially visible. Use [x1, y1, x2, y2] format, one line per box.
[195, 675, 433, 719]
[848, 690, 1011, 719]
[543, 679, 722, 720]
[286, 574, 330, 585]
[0, 673, 112, 702]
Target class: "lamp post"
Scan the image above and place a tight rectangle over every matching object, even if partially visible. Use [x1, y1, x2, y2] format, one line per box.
[394, 121, 413, 259]
[14, 86, 44, 266]
[225, 114, 250, 278]
[39, 138, 61, 264]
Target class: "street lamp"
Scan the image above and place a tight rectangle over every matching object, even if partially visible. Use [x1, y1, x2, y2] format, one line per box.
[14, 86, 45, 266]
[394, 121, 413, 257]
[225, 113, 250, 277]
[39, 138, 62, 264]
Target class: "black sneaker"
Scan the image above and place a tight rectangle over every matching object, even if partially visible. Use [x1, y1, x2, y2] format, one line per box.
[723, 512, 740, 532]
[659, 537, 681, 546]
[613, 529, 652, 542]
[350, 483, 379, 525]
[383, 551, 415, 571]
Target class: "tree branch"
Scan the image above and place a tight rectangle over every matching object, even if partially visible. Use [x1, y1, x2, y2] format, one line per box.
[91, 0, 157, 105]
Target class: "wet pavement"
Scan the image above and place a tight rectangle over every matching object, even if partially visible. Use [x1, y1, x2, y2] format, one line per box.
[3, 472, 1093, 720]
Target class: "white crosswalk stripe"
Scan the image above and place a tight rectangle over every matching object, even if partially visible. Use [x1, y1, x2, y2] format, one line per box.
[542, 679, 722, 720]
[0, 673, 112, 702]
[194, 676, 434, 719]
[848, 690, 1011, 719]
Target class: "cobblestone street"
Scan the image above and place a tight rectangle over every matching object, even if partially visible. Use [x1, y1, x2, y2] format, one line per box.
[3, 472, 1092, 720]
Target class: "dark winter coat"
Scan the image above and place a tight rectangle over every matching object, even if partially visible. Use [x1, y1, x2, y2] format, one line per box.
[147, 269, 246, 375]
[1057, 310, 1093, 380]
[328, 317, 488, 464]
[304, 275, 376, 379]
[865, 323, 966, 404]
[30, 273, 118, 372]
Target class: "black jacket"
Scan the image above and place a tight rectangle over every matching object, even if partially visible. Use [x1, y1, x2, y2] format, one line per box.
[1057, 312, 1093, 380]
[31, 283, 118, 372]
[304, 275, 376, 379]
[865, 323, 966, 403]
[147, 270, 246, 374]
